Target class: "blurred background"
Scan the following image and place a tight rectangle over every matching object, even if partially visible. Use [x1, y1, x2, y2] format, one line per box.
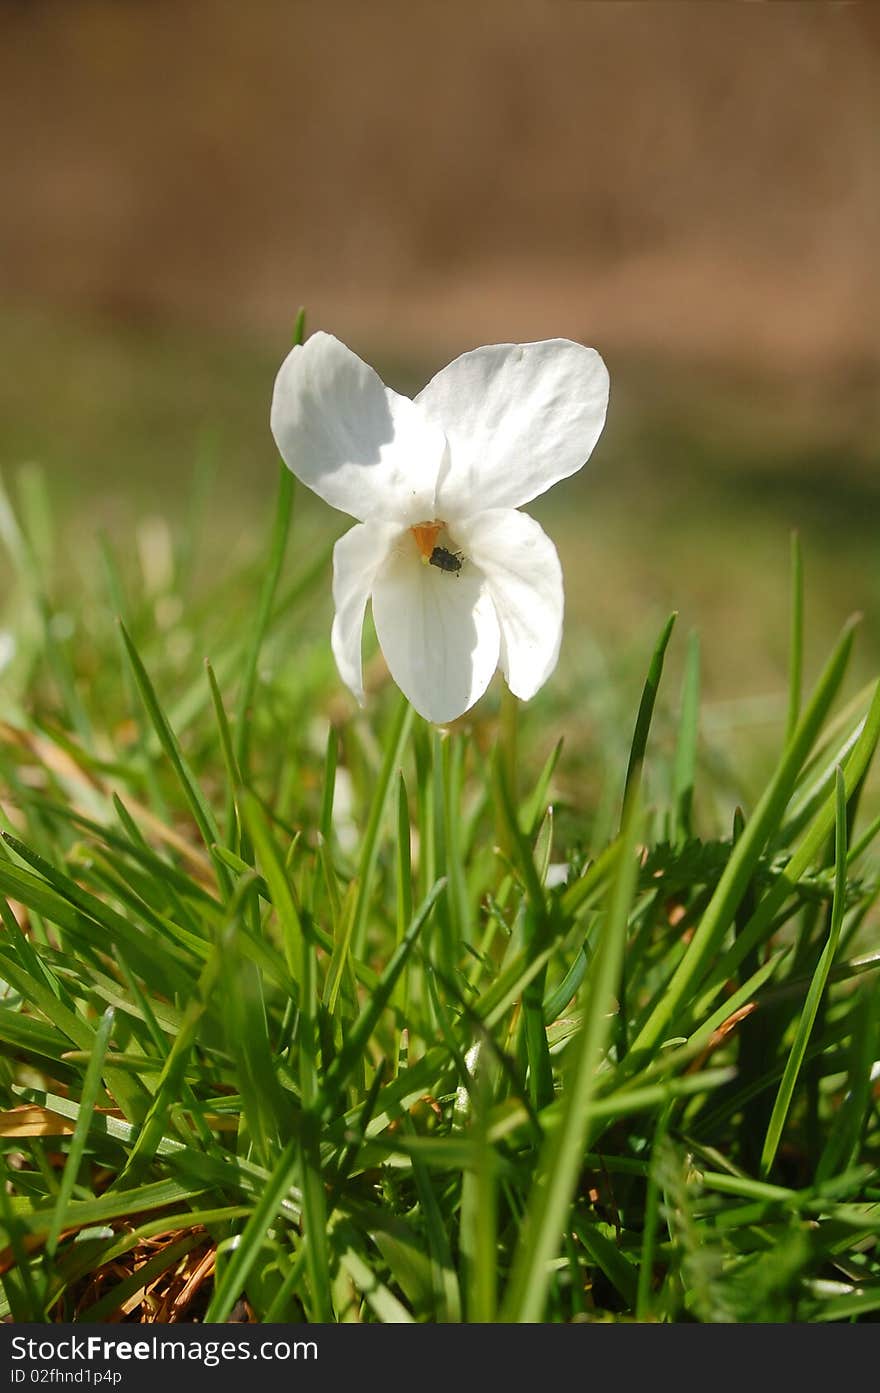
[2, 0, 879, 723]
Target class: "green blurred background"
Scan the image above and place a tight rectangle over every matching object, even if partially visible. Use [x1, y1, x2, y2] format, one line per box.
[1, 0, 879, 719]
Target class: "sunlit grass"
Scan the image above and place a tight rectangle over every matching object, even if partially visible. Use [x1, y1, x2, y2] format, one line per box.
[0, 321, 879, 1322]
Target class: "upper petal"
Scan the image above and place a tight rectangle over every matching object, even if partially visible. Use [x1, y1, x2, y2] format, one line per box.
[453, 508, 564, 702]
[417, 339, 609, 514]
[271, 332, 447, 523]
[371, 543, 500, 724]
[330, 519, 402, 704]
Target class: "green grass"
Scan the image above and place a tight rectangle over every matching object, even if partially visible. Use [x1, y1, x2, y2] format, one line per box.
[0, 318, 879, 1322]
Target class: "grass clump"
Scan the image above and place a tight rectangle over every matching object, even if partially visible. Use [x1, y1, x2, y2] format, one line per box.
[0, 456, 878, 1325]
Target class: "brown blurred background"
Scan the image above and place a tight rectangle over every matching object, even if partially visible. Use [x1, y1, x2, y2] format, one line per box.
[1, 0, 879, 706]
[3, 0, 880, 367]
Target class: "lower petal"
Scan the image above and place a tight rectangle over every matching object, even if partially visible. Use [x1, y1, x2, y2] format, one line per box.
[331, 520, 402, 703]
[453, 509, 564, 701]
[371, 546, 500, 723]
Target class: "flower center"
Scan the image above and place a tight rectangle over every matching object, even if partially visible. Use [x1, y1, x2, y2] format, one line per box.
[410, 520, 445, 559]
[410, 520, 464, 576]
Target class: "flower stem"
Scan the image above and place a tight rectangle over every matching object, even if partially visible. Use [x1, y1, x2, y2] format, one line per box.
[496, 685, 520, 861]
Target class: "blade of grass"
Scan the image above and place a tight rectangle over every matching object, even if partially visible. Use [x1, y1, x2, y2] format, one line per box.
[241, 789, 304, 984]
[699, 671, 880, 1005]
[492, 750, 553, 1108]
[336, 1232, 413, 1323]
[672, 629, 700, 841]
[630, 614, 858, 1065]
[521, 737, 564, 839]
[44, 1007, 115, 1265]
[500, 788, 642, 1322]
[76, 1232, 203, 1322]
[218, 916, 290, 1167]
[118, 620, 229, 894]
[206, 658, 244, 847]
[0, 945, 145, 1122]
[350, 695, 414, 958]
[404, 1118, 462, 1322]
[316, 877, 446, 1118]
[393, 772, 412, 1019]
[617, 611, 676, 1059]
[7, 1178, 212, 1242]
[622, 611, 677, 821]
[295, 905, 332, 1321]
[815, 976, 880, 1184]
[460, 1057, 498, 1322]
[759, 768, 848, 1177]
[119, 944, 225, 1179]
[786, 531, 804, 743]
[319, 725, 339, 846]
[204, 1140, 300, 1321]
[1, 833, 193, 993]
[636, 1100, 673, 1320]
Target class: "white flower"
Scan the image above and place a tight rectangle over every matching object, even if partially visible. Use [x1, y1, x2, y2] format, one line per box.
[270, 333, 609, 723]
[0, 631, 15, 675]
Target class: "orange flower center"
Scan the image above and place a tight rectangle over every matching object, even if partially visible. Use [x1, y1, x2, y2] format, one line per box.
[410, 520, 445, 560]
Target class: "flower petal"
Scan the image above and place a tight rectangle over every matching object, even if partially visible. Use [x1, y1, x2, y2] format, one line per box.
[371, 545, 501, 724]
[331, 519, 402, 704]
[271, 332, 447, 523]
[454, 509, 563, 701]
[417, 339, 609, 514]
